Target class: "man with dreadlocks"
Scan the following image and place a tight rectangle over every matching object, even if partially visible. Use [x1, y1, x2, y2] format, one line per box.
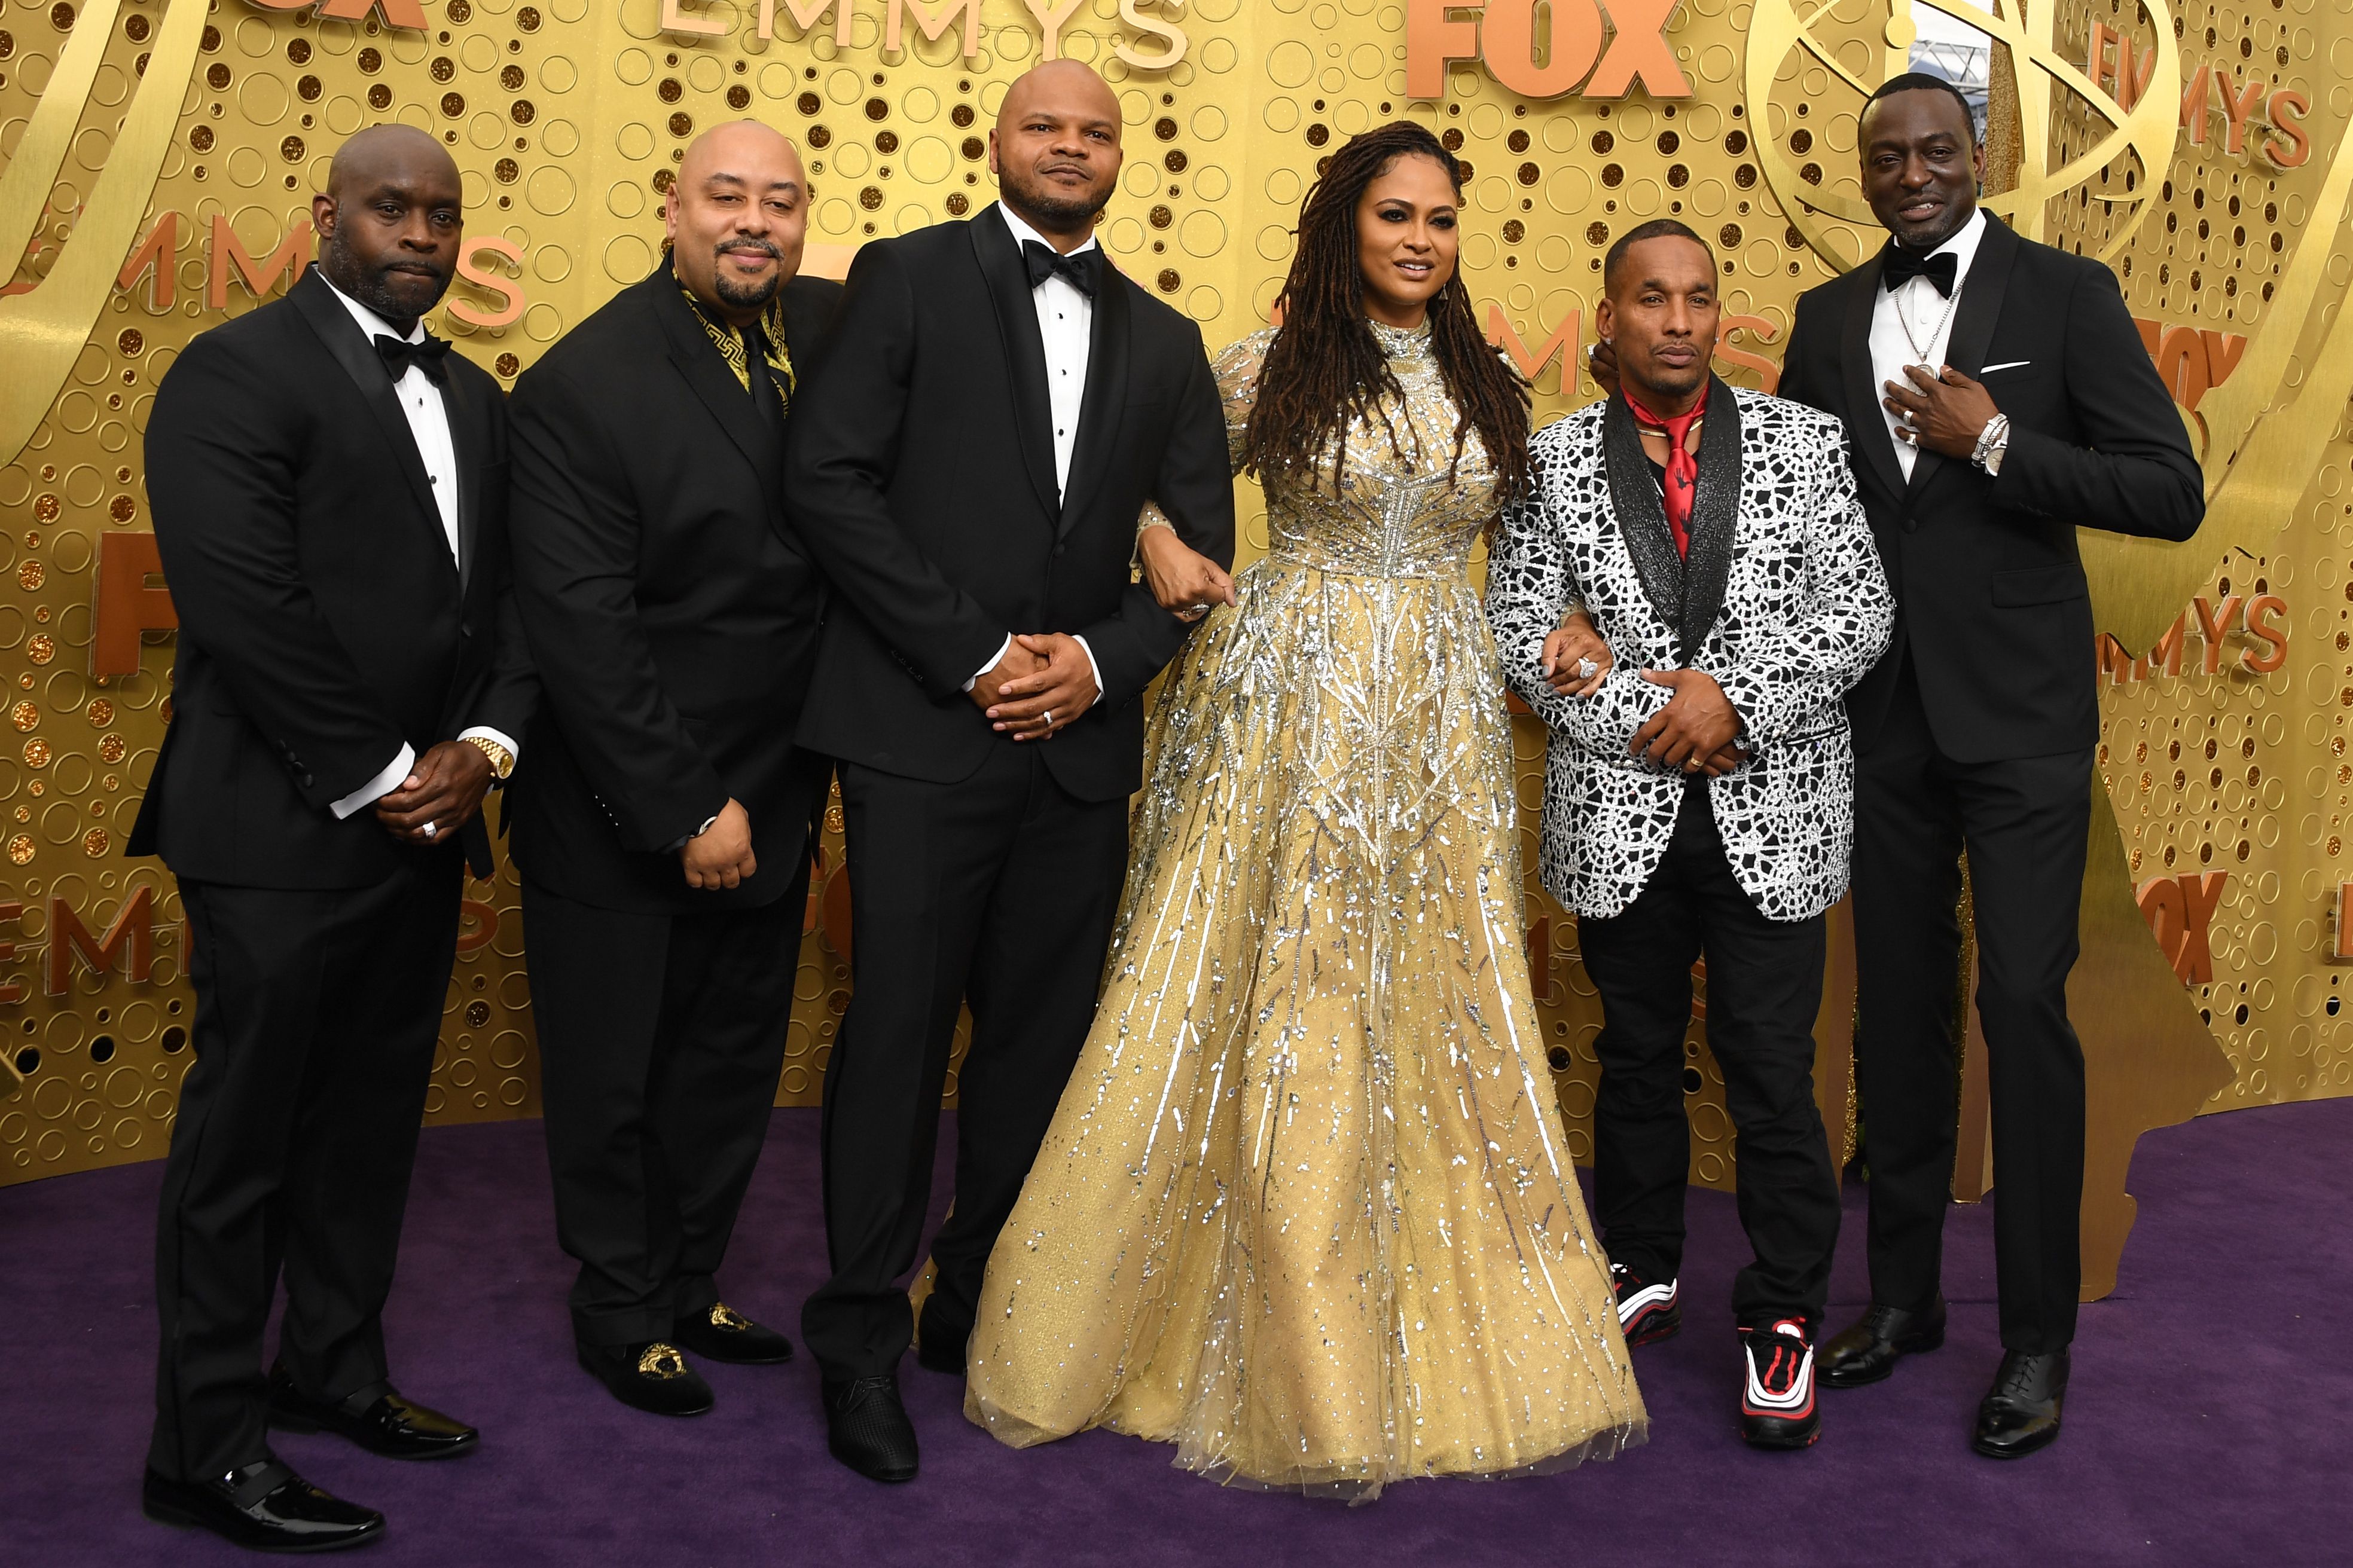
[962, 121, 1646, 1498]
[1490, 219, 1893, 1451]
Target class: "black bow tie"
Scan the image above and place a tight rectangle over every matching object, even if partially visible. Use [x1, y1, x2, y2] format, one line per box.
[1021, 239, 1101, 299]
[1881, 246, 1959, 298]
[374, 332, 452, 386]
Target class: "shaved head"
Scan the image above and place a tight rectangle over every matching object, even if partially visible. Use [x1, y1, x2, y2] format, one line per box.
[666, 121, 808, 323]
[313, 124, 465, 331]
[990, 60, 1121, 245]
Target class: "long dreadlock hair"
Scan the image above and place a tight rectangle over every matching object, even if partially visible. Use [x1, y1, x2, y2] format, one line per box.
[1240, 121, 1531, 503]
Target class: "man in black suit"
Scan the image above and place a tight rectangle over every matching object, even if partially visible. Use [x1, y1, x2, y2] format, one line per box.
[134, 126, 534, 1552]
[505, 122, 837, 1419]
[783, 59, 1234, 1482]
[1777, 74, 2204, 1457]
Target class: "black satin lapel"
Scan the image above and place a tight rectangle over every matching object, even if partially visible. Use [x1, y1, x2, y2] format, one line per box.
[1056, 265, 1128, 534]
[969, 208, 1060, 516]
[650, 274, 782, 512]
[1677, 377, 1741, 664]
[1841, 257, 1907, 504]
[441, 365, 483, 595]
[288, 269, 448, 551]
[1903, 216, 2015, 507]
[1602, 393, 1686, 637]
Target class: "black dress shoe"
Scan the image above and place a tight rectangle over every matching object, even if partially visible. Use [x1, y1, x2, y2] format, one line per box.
[576, 1340, 715, 1417]
[1820, 1297, 1947, 1389]
[268, 1367, 478, 1461]
[825, 1373, 918, 1483]
[142, 1459, 384, 1553]
[1974, 1348, 2069, 1459]
[914, 1300, 969, 1376]
[670, 1301, 794, 1365]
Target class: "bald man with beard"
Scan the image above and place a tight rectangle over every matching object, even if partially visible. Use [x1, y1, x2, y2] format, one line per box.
[505, 122, 840, 1420]
[785, 60, 1232, 1481]
[135, 125, 535, 1551]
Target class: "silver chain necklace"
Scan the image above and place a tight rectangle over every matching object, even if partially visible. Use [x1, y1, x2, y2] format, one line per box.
[1899, 271, 1964, 366]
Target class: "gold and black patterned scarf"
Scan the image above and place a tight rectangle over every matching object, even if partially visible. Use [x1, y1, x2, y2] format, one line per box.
[672, 258, 795, 409]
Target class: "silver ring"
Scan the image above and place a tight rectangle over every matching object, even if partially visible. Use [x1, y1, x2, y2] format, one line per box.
[1576, 658, 1598, 681]
[1185, 601, 1210, 615]
[1042, 710, 1054, 726]
[422, 820, 437, 839]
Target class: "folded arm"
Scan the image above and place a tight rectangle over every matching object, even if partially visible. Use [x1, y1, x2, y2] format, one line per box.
[1990, 263, 2205, 541]
[144, 338, 412, 812]
[782, 243, 1009, 699]
[1710, 430, 1896, 745]
[507, 366, 728, 853]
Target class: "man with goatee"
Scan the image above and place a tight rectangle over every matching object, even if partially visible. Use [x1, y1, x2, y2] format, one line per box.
[505, 122, 838, 1419]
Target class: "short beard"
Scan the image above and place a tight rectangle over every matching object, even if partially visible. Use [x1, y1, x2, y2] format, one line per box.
[712, 240, 782, 312]
[319, 231, 445, 324]
[1000, 166, 1112, 229]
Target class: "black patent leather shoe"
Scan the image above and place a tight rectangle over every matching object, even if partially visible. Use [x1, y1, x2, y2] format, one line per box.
[825, 1373, 918, 1483]
[1821, 1297, 1948, 1389]
[268, 1367, 478, 1461]
[142, 1459, 384, 1553]
[576, 1340, 715, 1417]
[670, 1301, 795, 1365]
[1973, 1348, 2069, 1459]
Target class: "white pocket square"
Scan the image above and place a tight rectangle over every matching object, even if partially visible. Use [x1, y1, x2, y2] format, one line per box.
[1980, 359, 2031, 372]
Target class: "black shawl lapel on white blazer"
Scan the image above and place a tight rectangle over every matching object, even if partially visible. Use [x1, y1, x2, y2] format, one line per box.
[969, 204, 1061, 519]
[288, 267, 454, 580]
[1600, 374, 1743, 664]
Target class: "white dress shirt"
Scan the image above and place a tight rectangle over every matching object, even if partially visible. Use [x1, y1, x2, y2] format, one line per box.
[1867, 207, 1988, 480]
[964, 204, 1102, 711]
[318, 276, 520, 819]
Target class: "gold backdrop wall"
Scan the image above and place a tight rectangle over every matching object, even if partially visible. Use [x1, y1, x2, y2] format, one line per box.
[2, 0, 2346, 1229]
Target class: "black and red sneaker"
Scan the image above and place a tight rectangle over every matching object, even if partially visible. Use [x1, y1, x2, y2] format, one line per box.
[1739, 1318, 1821, 1450]
[1609, 1263, 1682, 1348]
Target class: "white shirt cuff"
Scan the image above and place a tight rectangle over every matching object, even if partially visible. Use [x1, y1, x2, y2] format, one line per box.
[457, 726, 521, 764]
[1072, 635, 1103, 710]
[963, 634, 1015, 693]
[331, 742, 415, 820]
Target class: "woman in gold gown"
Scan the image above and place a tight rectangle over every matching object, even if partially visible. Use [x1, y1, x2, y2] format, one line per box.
[962, 123, 1645, 1498]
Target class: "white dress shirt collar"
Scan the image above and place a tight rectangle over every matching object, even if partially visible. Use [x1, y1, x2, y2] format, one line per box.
[1892, 204, 1988, 286]
[996, 201, 1100, 261]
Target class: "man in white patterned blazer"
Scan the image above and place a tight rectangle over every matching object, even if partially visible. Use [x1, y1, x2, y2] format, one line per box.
[1489, 219, 1893, 1453]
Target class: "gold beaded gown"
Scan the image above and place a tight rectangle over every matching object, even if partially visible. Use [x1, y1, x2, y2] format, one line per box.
[962, 321, 1646, 1497]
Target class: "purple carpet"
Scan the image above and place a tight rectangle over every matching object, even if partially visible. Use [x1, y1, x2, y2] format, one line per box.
[4, 1098, 2343, 1566]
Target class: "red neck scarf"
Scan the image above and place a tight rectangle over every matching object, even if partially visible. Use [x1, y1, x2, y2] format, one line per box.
[1625, 384, 1708, 558]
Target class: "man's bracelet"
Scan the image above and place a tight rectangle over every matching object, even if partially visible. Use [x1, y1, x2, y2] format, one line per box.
[1971, 412, 2012, 474]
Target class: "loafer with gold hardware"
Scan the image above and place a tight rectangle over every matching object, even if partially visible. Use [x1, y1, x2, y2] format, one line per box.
[575, 1340, 714, 1417]
[268, 1365, 479, 1460]
[670, 1301, 794, 1365]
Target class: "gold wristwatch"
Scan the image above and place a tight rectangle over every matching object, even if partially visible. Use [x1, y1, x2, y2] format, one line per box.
[463, 733, 515, 781]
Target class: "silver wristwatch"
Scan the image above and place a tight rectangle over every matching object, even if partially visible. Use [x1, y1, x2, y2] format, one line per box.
[1972, 412, 2012, 476]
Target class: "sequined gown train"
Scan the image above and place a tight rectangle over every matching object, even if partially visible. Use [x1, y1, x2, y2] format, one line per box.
[962, 322, 1646, 1496]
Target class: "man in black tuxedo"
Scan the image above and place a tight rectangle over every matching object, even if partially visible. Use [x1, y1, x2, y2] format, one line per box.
[505, 122, 837, 1419]
[133, 126, 534, 1552]
[783, 59, 1234, 1482]
[1777, 75, 2204, 1457]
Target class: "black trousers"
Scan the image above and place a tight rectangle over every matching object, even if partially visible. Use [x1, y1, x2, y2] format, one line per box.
[1852, 656, 2090, 1353]
[150, 854, 463, 1482]
[525, 870, 811, 1347]
[1577, 786, 1840, 1329]
[802, 745, 1127, 1381]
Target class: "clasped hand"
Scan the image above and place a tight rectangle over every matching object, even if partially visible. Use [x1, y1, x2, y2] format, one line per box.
[374, 740, 493, 845]
[974, 634, 1099, 742]
[1137, 522, 1236, 622]
[1881, 363, 2000, 460]
[1631, 668, 1747, 777]
[682, 797, 756, 891]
